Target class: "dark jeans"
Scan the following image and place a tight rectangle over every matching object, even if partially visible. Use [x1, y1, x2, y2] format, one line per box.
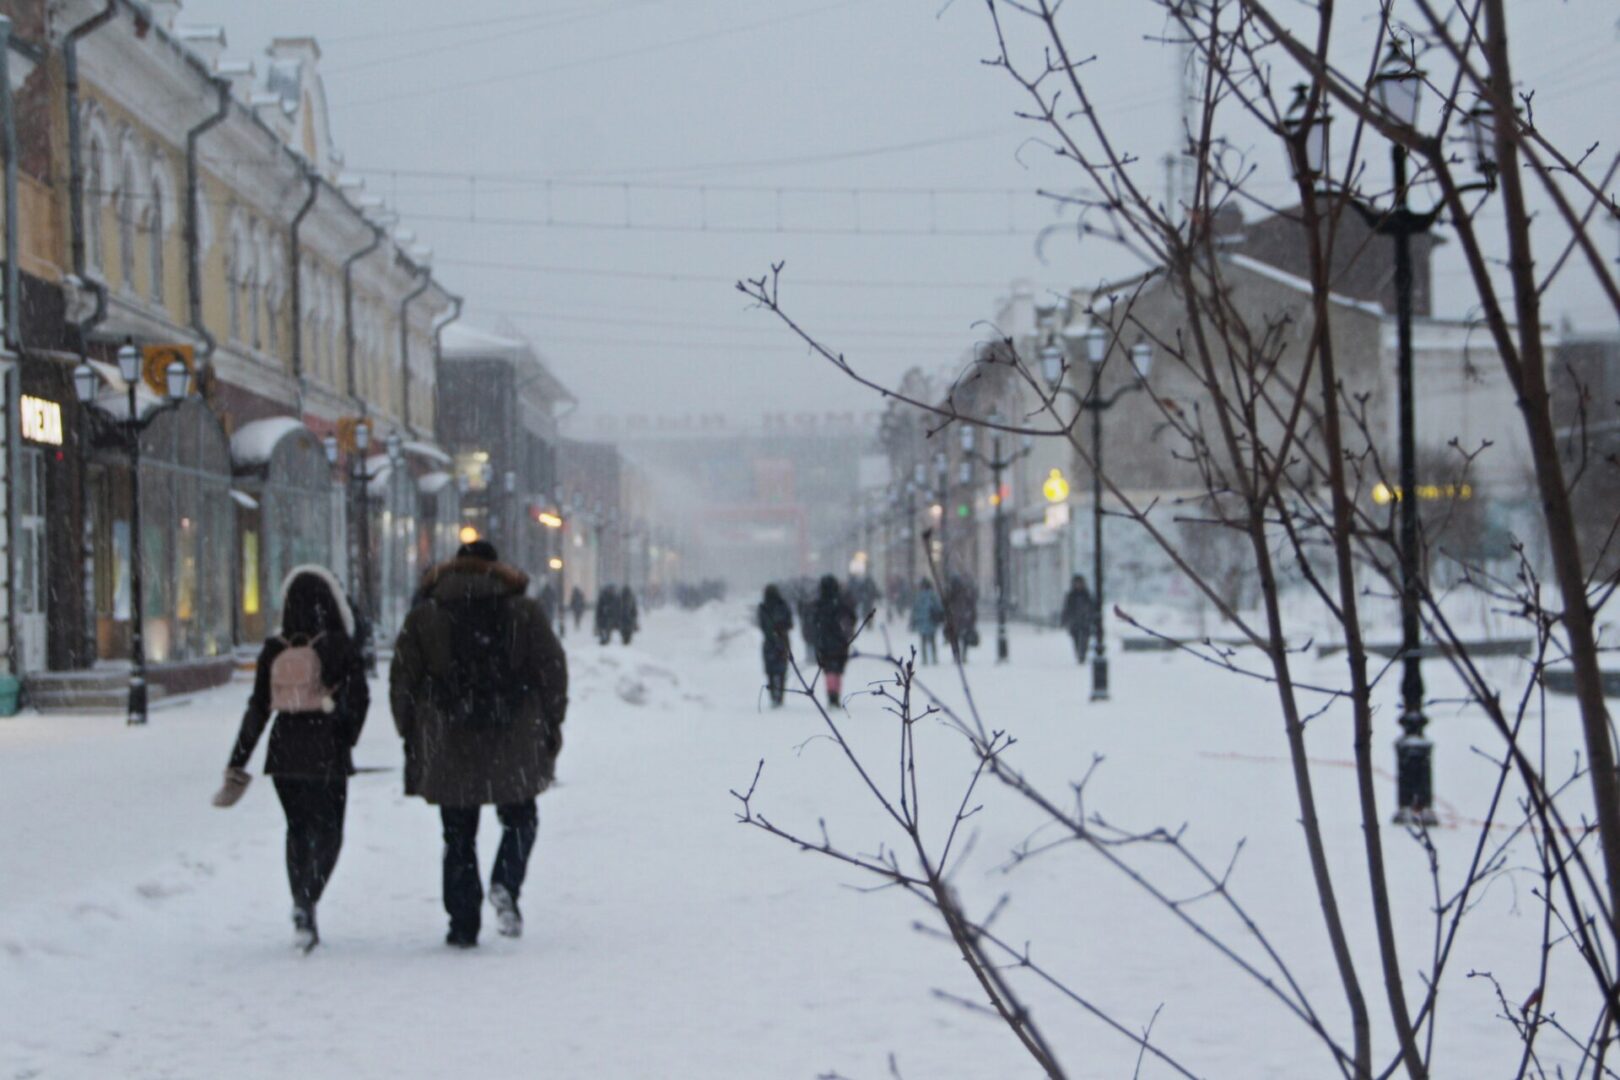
[1070, 628, 1092, 663]
[439, 800, 539, 937]
[273, 777, 347, 912]
[918, 632, 938, 665]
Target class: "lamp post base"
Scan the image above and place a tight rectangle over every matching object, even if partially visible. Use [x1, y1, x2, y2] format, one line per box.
[1393, 726, 1434, 825]
[1089, 656, 1110, 702]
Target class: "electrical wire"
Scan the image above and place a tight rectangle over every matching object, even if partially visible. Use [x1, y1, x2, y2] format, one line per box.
[339, 0, 862, 110]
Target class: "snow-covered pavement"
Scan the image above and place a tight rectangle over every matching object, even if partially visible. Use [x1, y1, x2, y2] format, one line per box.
[0, 605, 1595, 1077]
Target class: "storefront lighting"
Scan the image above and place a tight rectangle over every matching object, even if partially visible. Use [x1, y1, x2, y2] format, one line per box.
[548, 556, 564, 571]
[537, 512, 564, 529]
[458, 524, 480, 544]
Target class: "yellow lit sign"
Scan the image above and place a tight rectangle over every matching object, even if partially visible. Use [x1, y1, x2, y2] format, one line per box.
[1042, 468, 1070, 504]
[20, 395, 63, 445]
[1372, 482, 1473, 505]
[537, 512, 563, 529]
[458, 525, 481, 544]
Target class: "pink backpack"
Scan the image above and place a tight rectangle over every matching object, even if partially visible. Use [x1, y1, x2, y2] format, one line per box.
[269, 634, 335, 714]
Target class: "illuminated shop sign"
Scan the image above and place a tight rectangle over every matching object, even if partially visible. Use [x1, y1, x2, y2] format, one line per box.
[20, 396, 63, 445]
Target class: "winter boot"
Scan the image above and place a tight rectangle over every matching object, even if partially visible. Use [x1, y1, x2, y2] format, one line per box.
[489, 883, 523, 939]
[445, 927, 479, 949]
[292, 906, 319, 954]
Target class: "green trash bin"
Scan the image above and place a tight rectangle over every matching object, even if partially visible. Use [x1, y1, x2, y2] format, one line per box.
[0, 674, 19, 717]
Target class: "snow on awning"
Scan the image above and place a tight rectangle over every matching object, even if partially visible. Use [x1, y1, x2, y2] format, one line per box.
[229, 489, 259, 510]
[402, 440, 451, 466]
[230, 416, 310, 468]
[417, 470, 454, 495]
[366, 464, 393, 497]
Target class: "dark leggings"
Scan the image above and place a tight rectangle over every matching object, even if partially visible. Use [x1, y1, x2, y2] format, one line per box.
[272, 777, 348, 912]
[440, 801, 540, 937]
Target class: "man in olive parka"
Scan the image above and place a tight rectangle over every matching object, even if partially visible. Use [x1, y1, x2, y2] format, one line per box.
[390, 540, 568, 947]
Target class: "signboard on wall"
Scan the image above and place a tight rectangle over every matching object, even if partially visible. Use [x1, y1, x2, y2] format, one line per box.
[20, 395, 63, 445]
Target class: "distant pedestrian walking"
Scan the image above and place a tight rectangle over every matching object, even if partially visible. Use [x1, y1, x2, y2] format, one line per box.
[595, 585, 621, 645]
[390, 541, 568, 949]
[618, 587, 639, 645]
[1060, 574, 1097, 664]
[757, 583, 795, 707]
[910, 578, 944, 666]
[809, 574, 856, 707]
[569, 586, 586, 629]
[944, 573, 979, 664]
[214, 565, 369, 954]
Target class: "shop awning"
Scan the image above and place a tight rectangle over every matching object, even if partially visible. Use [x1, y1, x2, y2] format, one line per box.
[230, 416, 310, 469]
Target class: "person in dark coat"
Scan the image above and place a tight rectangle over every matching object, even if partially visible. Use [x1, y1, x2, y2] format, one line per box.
[1060, 574, 1097, 664]
[568, 586, 587, 629]
[595, 584, 621, 645]
[809, 574, 857, 707]
[390, 541, 569, 948]
[944, 573, 980, 664]
[910, 578, 945, 665]
[537, 580, 559, 625]
[757, 583, 795, 707]
[618, 586, 639, 645]
[213, 565, 369, 953]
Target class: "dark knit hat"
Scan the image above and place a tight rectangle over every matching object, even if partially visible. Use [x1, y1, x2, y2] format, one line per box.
[457, 539, 499, 562]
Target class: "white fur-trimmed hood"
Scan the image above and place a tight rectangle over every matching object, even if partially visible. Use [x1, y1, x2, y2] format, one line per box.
[278, 564, 356, 638]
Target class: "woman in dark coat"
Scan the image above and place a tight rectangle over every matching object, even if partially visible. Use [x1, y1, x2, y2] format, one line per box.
[213, 565, 369, 953]
[757, 583, 795, 707]
[809, 574, 856, 707]
[595, 585, 621, 645]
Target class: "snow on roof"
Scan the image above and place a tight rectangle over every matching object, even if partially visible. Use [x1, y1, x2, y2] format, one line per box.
[230, 417, 310, 467]
[1225, 253, 1386, 318]
[440, 322, 526, 358]
[229, 489, 259, 510]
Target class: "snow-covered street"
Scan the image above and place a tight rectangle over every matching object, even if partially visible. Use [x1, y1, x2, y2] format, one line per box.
[0, 604, 1595, 1078]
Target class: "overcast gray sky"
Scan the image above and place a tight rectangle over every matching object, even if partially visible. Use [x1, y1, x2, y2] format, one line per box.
[185, 0, 1620, 432]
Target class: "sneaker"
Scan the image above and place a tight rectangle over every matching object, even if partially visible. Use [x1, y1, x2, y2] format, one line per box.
[445, 928, 479, 949]
[292, 906, 319, 954]
[490, 883, 522, 939]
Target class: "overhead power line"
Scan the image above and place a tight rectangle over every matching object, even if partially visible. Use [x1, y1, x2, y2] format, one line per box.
[340, 0, 861, 110]
[435, 255, 1055, 292]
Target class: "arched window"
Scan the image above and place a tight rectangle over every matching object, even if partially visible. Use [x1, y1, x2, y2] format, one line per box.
[262, 236, 282, 358]
[249, 220, 266, 352]
[116, 147, 138, 290]
[146, 166, 168, 305]
[85, 135, 106, 272]
[226, 213, 246, 342]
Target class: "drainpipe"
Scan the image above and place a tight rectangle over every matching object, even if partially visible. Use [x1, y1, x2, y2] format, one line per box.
[65, 0, 115, 348]
[185, 77, 229, 382]
[429, 292, 462, 444]
[287, 168, 319, 418]
[0, 17, 16, 679]
[342, 225, 382, 408]
[65, 0, 116, 675]
[397, 267, 430, 434]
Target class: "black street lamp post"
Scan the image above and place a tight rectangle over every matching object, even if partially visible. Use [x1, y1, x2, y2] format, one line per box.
[1041, 330, 1153, 701]
[1282, 50, 1498, 825]
[325, 418, 374, 672]
[963, 416, 1033, 663]
[73, 338, 192, 727]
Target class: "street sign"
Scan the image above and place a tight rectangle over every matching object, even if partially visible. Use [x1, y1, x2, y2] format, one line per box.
[140, 344, 194, 397]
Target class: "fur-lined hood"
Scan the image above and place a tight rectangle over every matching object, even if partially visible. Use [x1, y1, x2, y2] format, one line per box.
[418, 556, 530, 597]
[278, 564, 355, 638]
